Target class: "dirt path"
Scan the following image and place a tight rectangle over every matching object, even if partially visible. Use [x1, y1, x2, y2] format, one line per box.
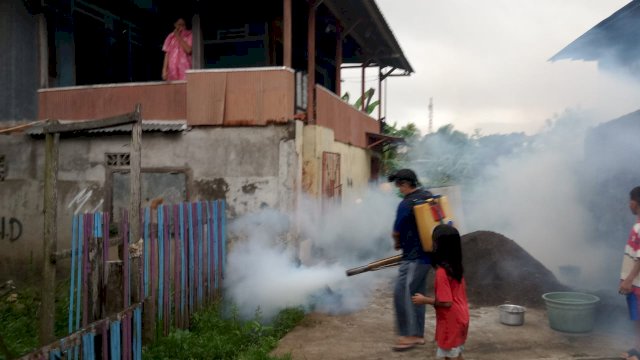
[272, 283, 633, 360]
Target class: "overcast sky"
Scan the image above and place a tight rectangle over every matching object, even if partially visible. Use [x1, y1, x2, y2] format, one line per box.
[342, 0, 640, 135]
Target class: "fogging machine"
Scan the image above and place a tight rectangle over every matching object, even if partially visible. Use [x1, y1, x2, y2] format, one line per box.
[345, 195, 454, 277]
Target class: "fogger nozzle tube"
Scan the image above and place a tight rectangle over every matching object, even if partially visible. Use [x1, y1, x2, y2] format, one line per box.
[345, 254, 403, 277]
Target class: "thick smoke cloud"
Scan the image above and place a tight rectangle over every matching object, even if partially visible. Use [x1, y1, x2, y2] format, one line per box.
[408, 108, 639, 292]
[225, 190, 401, 320]
[225, 108, 639, 321]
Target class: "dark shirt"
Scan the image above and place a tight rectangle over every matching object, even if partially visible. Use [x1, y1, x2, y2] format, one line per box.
[393, 188, 434, 261]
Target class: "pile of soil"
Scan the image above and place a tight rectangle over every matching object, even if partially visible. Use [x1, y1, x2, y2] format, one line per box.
[458, 231, 569, 308]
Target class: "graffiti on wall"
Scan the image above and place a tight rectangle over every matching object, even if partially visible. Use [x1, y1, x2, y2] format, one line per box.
[68, 187, 103, 214]
[1, 216, 22, 242]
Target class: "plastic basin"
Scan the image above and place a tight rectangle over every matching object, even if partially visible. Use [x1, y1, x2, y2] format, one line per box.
[542, 292, 600, 333]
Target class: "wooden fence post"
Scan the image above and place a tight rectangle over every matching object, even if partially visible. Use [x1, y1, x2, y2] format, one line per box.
[129, 105, 142, 275]
[39, 125, 59, 345]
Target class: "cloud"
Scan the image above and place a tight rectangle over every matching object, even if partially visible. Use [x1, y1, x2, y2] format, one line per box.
[342, 0, 640, 135]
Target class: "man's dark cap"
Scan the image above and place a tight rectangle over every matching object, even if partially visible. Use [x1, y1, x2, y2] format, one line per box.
[388, 169, 420, 186]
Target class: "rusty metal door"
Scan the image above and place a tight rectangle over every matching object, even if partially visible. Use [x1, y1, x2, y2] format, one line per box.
[322, 151, 341, 200]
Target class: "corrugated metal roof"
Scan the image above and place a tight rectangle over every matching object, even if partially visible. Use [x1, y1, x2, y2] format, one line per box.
[324, 0, 414, 73]
[27, 120, 187, 135]
[550, 0, 640, 62]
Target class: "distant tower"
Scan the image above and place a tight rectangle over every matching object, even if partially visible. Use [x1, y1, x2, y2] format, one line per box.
[428, 97, 433, 134]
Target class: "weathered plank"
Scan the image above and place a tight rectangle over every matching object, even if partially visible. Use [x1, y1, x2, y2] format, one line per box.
[39, 129, 59, 345]
[43, 112, 136, 133]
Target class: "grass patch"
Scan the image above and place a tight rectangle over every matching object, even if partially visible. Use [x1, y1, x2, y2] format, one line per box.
[143, 304, 305, 360]
[0, 282, 305, 360]
[0, 280, 70, 359]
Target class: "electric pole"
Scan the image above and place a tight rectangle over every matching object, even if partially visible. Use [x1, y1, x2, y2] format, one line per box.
[428, 97, 433, 134]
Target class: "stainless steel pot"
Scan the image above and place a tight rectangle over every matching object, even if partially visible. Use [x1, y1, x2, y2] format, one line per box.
[499, 304, 525, 326]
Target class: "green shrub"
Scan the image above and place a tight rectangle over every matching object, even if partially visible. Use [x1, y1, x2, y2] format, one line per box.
[0, 280, 70, 359]
[143, 304, 304, 360]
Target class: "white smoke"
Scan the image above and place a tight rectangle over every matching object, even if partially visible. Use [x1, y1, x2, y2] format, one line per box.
[225, 189, 401, 320]
[409, 108, 632, 292]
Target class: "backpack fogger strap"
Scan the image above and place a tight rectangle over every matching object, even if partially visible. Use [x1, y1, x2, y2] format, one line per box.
[413, 195, 454, 252]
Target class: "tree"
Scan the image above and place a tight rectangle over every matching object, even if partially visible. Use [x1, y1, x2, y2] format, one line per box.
[341, 88, 380, 115]
[413, 124, 476, 186]
[380, 121, 420, 175]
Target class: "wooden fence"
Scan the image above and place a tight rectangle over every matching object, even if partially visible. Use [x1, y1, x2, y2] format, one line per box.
[19, 200, 227, 360]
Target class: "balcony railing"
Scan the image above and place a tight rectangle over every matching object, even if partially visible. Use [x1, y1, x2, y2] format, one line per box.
[315, 85, 380, 148]
[37, 68, 380, 149]
[38, 81, 187, 121]
[186, 67, 294, 126]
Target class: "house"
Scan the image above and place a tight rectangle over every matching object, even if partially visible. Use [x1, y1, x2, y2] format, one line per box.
[550, 0, 640, 79]
[551, 1, 640, 247]
[0, 0, 412, 280]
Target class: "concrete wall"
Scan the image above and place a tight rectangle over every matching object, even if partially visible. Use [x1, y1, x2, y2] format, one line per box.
[0, 123, 300, 281]
[301, 124, 372, 203]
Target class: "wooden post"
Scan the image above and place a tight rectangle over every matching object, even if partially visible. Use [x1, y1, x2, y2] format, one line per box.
[307, 1, 317, 123]
[39, 124, 59, 345]
[37, 12, 48, 89]
[361, 63, 366, 112]
[335, 22, 342, 97]
[283, 0, 292, 68]
[191, 13, 204, 70]
[130, 104, 142, 261]
[378, 67, 382, 121]
[129, 104, 142, 313]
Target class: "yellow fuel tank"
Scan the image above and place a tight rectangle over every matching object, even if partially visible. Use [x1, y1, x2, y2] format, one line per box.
[413, 195, 454, 252]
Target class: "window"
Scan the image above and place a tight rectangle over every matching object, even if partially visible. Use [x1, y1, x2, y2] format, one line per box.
[106, 153, 130, 167]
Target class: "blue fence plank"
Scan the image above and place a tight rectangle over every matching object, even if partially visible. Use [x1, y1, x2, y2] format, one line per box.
[179, 203, 186, 326]
[188, 203, 194, 312]
[206, 201, 212, 299]
[197, 201, 204, 307]
[221, 200, 226, 276]
[82, 332, 95, 360]
[110, 320, 121, 360]
[68, 216, 78, 335]
[157, 205, 164, 321]
[76, 215, 84, 331]
[213, 201, 219, 290]
[144, 207, 150, 298]
[133, 307, 142, 360]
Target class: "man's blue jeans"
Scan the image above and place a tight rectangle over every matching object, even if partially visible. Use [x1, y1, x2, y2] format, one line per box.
[394, 260, 430, 337]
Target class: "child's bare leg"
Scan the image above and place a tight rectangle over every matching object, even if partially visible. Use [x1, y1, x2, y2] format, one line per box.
[624, 321, 640, 359]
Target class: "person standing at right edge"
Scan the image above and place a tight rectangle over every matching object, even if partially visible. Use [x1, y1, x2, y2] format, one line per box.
[388, 169, 434, 351]
[619, 186, 640, 360]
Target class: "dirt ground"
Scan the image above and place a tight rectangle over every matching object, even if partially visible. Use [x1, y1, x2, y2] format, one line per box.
[273, 231, 634, 360]
[272, 284, 634, 360]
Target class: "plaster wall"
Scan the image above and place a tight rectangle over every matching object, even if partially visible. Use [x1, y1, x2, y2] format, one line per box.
[0, 123, 299, 280]
[301, 125, 372, 203]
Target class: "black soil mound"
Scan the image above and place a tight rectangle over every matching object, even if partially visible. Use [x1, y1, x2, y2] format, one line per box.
[460, 231, 569, 308]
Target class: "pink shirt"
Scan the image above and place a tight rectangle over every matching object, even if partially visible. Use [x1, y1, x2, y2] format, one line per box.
[162, 30, 192, 81]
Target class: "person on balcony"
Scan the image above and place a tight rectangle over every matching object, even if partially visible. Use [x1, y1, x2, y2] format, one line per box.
[162, 17, 192, 81]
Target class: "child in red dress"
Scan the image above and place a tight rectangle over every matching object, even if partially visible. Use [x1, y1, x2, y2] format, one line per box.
[412, 224, 469, 360]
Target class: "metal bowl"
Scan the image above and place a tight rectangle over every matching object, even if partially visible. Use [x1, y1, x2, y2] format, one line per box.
[499, 304, 526, 326]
